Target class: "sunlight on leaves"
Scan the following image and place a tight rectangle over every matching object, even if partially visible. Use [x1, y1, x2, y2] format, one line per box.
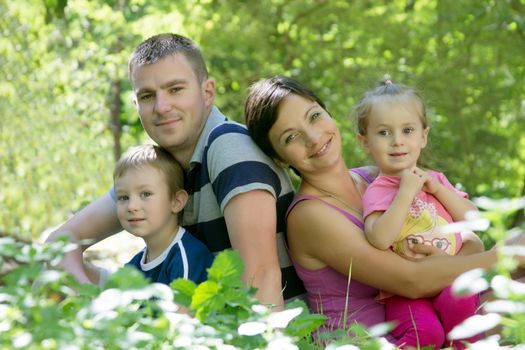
[238, 321, 267, 336]
[448, 313, 501, 340]
[452, 268, 489, 296]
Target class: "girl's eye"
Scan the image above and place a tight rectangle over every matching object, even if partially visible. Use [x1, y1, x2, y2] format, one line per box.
[117, 195, 128, 201]
[403, 127, 414, 134]
[378, 130, 390, 136]
[141, 192, 152, 198]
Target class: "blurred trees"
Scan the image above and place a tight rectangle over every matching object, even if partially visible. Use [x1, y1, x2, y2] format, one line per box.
[1, 0, 524, 239]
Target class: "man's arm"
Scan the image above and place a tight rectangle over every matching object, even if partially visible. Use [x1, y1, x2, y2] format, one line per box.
[45, 192, 122, 283]
[223, 190, 284, 310]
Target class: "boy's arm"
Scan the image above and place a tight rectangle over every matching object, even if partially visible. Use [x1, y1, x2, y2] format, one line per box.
[224, 190, 284, 310]
[45, 193, 123, 283]
[365, 169, 426, 250]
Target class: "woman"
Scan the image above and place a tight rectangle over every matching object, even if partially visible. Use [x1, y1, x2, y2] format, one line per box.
[244, 76, 521, 344]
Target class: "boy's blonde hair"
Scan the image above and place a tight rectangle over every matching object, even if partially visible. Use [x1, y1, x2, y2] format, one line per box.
[114, 144, 184, 196]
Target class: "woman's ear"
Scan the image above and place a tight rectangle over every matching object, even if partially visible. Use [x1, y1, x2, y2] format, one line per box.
[171, 189, 189, 215]
[273, 157, 289, 169]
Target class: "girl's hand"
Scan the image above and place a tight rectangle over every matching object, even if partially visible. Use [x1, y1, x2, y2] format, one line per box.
[399, 167, 427, 199]
[421, 171, 440, 195]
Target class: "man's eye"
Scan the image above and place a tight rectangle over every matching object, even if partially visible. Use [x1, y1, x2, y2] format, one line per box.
[169, 86, 183, 94]
[138, 94, 153, 101]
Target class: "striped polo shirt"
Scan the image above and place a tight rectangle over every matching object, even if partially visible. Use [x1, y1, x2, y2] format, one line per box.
[183, 106, 305, 300]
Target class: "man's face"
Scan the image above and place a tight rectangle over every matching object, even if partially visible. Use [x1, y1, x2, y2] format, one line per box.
[131, 54, 214, 168]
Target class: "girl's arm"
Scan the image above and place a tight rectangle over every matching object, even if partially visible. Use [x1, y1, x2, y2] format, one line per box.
[423, 172, 477, 221]
[288, 199, 497, 299]
[365, 168, 427, 250]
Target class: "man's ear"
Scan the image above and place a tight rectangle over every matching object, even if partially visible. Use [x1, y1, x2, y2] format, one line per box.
[357, 134, 370, 154]
[171, 189, 189, 215]
[202, 79, 215, 109]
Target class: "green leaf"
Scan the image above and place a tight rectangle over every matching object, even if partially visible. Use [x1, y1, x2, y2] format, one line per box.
[206, 250, 244, 287]
[170, 278, 196, 307]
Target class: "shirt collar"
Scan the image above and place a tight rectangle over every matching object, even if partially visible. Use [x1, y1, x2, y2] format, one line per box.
[190, 106, 226, 167]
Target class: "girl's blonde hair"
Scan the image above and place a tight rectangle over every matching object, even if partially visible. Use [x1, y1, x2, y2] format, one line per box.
[354, 78, 428, 135]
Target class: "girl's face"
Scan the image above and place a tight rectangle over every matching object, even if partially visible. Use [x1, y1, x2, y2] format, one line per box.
[358, 97, 429, 176]
[268, 93, 342, 175]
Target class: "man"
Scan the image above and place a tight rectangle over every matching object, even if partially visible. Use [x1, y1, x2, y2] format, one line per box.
[46, 33, 304, 308]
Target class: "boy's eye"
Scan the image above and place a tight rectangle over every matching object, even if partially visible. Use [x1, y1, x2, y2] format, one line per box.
[141, 191, 152, 198]
[117, 195, 128, 201]
[403, 127, 414, 134]
[378, 130, 390, 136]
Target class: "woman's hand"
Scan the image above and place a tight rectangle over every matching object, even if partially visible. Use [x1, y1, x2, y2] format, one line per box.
[408, 243, 448, 259]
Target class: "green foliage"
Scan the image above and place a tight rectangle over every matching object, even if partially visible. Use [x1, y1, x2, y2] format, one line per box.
[2, 0, 525, 238]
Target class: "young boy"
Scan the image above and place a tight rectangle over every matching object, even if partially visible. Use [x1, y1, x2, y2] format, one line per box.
[88, 144, 214, 286]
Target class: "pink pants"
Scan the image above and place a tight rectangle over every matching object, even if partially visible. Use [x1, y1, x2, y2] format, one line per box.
[386, 286, 482, 349]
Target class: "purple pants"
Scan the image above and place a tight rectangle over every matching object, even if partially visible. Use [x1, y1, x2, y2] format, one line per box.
[387, 286, 482, 349]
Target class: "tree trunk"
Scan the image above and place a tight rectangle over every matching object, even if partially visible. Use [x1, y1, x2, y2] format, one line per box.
[109, 79, 122, 162]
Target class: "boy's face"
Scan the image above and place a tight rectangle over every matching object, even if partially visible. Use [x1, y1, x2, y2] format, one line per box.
[131, 54, 215, 168]
[115, 165, 181, 243]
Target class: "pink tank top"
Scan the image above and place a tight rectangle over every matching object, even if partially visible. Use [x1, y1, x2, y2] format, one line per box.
[286, 168, 386, 331]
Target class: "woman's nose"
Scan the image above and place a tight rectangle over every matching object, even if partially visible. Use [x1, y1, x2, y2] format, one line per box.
[305, 129, 321, 146]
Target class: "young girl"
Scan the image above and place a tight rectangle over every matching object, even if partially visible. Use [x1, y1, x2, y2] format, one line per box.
[356, 79, 484, 349]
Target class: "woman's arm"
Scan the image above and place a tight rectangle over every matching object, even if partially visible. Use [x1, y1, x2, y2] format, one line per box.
[288, 199, 497, 299]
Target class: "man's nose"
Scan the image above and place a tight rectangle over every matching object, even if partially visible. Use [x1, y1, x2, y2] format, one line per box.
[154, 92, 172, 114]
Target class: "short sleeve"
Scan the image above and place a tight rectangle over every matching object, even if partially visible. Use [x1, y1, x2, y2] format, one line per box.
[429, 171, 468, 199]
[362, 178, 399, 219]
[204, 123, 284, 212]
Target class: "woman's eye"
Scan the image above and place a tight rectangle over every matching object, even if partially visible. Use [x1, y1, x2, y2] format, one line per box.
[311, 112, 321, 120]
[284, 133, 298, 144]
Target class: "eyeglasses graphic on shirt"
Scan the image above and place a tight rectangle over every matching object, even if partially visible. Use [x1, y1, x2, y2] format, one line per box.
[406, 234, 451, 251]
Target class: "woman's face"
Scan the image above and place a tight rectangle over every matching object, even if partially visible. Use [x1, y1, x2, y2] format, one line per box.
[268, 93, 342, 175]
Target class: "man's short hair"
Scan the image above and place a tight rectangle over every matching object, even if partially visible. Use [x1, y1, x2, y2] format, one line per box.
[128, 33, 209, 83]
